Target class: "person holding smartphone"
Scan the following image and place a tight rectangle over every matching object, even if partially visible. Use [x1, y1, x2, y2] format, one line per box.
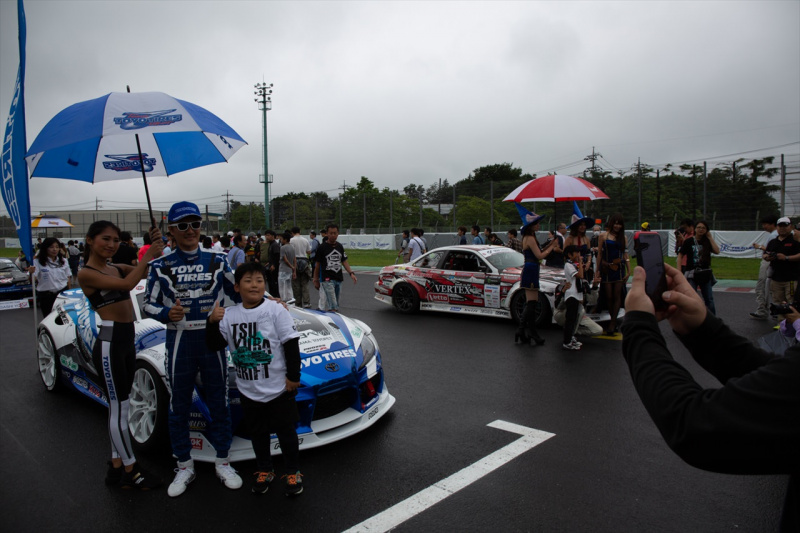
[677, 220, 719, 314]
[622, 263, 799, 531]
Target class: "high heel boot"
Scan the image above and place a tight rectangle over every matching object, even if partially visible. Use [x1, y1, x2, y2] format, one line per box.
[524, 301, 545, 346]
[514, 315, 529, 344]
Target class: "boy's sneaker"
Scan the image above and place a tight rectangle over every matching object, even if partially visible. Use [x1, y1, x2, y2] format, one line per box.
[215, 458, 243, 490]
[282, 471, 304, 496]
[252, 470, 276, 494]
[750, 312, 767, 320]
[120, 463, 162, 490]
[570, 337, 583, 347]
[105, 461, 123, 486]
[562, 341, 581, 351]
[167, 460, 196, 498]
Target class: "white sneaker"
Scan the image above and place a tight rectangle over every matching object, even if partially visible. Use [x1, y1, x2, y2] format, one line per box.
[215, 458, 242, 490]
[167, 460, 196, 498]
[562, 341, 581, 351]
[570, 336, 583, 347]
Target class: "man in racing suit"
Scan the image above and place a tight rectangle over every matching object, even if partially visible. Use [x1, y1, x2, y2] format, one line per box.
[143, 201, 243, 497]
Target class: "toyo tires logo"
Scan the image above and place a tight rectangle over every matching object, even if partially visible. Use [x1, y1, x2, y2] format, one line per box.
[113, 110, 182, 130]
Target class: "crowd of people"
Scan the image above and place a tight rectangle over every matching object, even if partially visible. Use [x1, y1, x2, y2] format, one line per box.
[18, 203, 798, 523]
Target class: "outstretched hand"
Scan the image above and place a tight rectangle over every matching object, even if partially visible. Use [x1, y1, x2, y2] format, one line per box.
[625, 264, 707, 335]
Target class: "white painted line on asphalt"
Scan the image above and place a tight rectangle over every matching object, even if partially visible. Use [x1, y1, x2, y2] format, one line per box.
[342, 420, 555, 533]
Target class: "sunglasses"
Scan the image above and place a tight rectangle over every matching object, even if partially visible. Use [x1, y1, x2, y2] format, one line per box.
[168, 220, 202, 231]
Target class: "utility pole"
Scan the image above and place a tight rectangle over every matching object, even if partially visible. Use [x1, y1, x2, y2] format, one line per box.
[339, 181, 349, 230]
[637, 158, 642, 227]
[225, 190, 231, 230]
[254, 82, 273, 230]
[584, 146, 602, 175]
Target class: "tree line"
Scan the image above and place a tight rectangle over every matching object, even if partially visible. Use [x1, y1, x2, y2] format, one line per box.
[224, 157, 782, 233]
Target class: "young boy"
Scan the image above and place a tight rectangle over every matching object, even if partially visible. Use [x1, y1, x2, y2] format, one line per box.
[206, 262, 304, 496]
[562, 245, 584, 351]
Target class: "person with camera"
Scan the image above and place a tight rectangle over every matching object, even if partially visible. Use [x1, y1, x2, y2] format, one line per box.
[751, 214, 779, 320]
[764, 217, 800, 321]
[674, 219, 694, 271]
[622, 263, 799, 531]
[677, 220, 719, 314]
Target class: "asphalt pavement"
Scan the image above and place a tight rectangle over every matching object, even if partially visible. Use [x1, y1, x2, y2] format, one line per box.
[0, 275, 787, 532]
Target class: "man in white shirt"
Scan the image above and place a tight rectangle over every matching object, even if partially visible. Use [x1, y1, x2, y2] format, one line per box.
[407, 228, 425, 261]
[289, 227, 312, 308]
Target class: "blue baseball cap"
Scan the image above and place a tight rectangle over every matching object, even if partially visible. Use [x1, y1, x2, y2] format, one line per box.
[168, 201, 201, 222]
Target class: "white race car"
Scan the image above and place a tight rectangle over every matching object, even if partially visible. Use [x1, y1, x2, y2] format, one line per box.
[36, 284, 395, 462]
[374, 245, 620, 327]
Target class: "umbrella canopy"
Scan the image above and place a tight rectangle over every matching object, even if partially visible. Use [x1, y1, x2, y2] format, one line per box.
[26, 91, 246, 182]
[503, 174, 609, 203]
[25, 91, 247, 224]
[31, 215, 73, 228]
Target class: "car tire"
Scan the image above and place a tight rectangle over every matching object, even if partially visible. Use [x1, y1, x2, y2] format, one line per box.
[128, 361, 168, 452]
[37, 328, 61, 392]
[392, 283, 420, 314]
[535, 295, 553, 328]
[510, 291, 526, 325]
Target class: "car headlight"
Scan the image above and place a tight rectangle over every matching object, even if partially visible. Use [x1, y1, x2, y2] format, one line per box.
[358, 333, 378, 370]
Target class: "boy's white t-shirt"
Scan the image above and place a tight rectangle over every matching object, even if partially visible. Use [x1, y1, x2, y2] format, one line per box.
[563, 261, 581, 302]
[219, 298, 300, 403]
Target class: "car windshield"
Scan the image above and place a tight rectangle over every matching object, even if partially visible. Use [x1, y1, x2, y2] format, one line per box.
[482, 249, 524, 271]
[0, 261, 17, 272]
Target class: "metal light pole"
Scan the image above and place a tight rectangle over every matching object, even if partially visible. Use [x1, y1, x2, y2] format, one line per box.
[254, 82, 273, 229]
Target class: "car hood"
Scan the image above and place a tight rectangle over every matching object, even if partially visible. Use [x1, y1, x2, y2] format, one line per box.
[0, 269, 28, 284]
[288, 308, 373, 389]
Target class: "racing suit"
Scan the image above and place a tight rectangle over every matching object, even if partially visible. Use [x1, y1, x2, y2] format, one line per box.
[143, 247, 239, 462]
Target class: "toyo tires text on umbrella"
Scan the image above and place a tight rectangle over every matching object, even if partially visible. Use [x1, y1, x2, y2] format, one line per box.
[503, 174, 609, 203]
[31, 215, 73, 228]
[25, 91, 247, 223]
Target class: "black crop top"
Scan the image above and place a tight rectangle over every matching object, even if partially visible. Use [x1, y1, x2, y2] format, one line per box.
[83, 265, 132, 310]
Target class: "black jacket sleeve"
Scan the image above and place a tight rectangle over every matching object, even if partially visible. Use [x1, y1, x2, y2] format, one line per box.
[205, 319, 228, 352]
[621, 311, 800, 475]
[283, 337, 301, 383]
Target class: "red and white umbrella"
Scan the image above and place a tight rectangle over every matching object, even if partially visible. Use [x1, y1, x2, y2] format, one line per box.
[503, 174, 609, 202]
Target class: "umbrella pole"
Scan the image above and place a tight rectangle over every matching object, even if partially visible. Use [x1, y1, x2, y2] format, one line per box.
[134, 133, 156, 228]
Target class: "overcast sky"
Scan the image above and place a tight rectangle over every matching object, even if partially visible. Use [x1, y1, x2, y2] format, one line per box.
[2, 0, 799, 218]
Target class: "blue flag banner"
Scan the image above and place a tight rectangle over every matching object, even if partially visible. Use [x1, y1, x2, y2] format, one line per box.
[1, 0, 32, 262]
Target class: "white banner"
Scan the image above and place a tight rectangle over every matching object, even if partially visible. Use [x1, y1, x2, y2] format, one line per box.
[667, 231, 769, 258]
[0, 298, 30, 311]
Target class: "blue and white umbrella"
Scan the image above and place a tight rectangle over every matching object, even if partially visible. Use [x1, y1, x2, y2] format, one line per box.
[25, 90, 247, 222]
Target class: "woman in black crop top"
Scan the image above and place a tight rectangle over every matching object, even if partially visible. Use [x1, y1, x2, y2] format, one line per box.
[78, 221, 163, 490]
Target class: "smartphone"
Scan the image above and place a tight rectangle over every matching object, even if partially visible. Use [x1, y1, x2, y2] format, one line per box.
[634, 231, 668, 310]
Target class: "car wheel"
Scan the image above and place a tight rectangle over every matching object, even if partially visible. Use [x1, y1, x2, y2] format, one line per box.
[37, 329, 61, 392]
[535, 295, 553, 328]
[510, 291, 526, 325]
[392, 283, 420, 314]
[128, 362, 168, 452]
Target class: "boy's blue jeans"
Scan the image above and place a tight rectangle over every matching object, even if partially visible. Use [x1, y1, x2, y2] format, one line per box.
[321, 280, 342, 311]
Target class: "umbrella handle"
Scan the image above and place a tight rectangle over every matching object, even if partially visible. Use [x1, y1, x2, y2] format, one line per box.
[134, 133, 156, 228]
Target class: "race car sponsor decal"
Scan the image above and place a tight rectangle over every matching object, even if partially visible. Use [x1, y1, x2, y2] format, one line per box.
[191, 437, 204, 450]
[72, 376, 88, 389]
[59, 354, 78, 372]
[88, 384, 104, 400]
[427, 294, 448, 302]
[301, 348, 357, 369]
[484, 284, 501, 308]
